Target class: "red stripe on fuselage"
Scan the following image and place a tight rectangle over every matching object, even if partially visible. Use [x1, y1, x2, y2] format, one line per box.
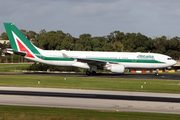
[16, 38, 35, 58]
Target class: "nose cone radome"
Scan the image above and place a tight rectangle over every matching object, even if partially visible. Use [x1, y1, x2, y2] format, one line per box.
[172, 60, 177, 66]
[169, 60, 177, 66]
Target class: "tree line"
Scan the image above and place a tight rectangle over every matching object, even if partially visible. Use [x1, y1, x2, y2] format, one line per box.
[0, 29, 180, 60]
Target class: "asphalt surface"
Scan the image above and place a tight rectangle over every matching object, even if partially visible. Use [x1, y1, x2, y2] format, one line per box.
[1, 90, 180, 103]
[0, 72, 180, 80]
[0, 73, 180, 114]
[1, 87, 180, 114]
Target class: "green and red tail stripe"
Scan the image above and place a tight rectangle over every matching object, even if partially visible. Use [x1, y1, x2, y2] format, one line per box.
[16, 38, 35, 58]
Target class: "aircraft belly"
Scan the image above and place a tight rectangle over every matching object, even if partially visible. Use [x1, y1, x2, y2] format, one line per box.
[52, 61, 75, 66]
[123, 63, 166, 69]
[34, 59, 76, 67]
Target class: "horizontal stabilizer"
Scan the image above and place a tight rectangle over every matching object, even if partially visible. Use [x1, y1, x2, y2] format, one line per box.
[7, 48, 27, 56]
[6, 48, 13, 55]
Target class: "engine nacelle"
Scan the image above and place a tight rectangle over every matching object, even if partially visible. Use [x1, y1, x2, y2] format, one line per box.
[107, 64, 125, 73]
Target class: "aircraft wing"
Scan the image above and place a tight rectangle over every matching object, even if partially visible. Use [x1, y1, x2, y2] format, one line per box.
[62, 53, 118, 65]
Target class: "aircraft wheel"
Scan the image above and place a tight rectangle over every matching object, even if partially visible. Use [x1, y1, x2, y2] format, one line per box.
[155, 69, 159, 76]
[86, 71, 91, 76]
[92, 71, 96, 76]
[155, 73, 159, 76]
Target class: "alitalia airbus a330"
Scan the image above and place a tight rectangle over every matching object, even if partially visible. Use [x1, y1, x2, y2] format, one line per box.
[3, 23, 177, 76]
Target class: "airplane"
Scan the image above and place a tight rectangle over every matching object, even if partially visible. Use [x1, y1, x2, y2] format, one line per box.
[3, 23, 177, 76]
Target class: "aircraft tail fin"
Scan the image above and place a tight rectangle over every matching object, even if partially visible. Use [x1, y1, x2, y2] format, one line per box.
[3, 23, 40, 58]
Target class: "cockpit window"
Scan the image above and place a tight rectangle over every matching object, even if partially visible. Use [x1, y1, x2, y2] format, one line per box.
[167, 58, 172, 60]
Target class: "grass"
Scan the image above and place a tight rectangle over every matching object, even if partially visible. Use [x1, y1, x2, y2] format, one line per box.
[0, 63, 31, 72]
[0, 64, 180, 119]
[0, 105, 180, 120]
[0, 75, 180, 93]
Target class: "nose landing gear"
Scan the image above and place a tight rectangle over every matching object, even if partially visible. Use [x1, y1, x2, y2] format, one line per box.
[155, 69, 159, 76]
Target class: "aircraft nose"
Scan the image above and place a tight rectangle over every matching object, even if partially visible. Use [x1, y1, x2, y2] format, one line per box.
[172, 60, 177, 66]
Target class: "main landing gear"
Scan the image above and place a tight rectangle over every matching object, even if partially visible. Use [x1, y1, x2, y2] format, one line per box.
[86, 65, 97, 76]
[86, 71, 91, 76]
[86, 70, 96, 76]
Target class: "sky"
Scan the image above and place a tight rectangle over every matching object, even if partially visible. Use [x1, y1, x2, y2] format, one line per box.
[1, 0, 180, 38]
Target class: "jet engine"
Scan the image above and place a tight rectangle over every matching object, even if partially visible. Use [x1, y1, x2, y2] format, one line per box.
[107, 64, 125, 73]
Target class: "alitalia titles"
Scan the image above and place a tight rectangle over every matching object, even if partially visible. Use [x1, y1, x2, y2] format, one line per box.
[137, 55, 154, 59]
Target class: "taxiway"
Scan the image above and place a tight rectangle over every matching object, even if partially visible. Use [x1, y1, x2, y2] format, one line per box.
[0, 86, 180, 114]
[0, 72, 180, 80]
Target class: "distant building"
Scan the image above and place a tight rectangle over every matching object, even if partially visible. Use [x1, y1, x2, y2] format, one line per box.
[0, 40, 10, 56]
[0, 40, 10, 45]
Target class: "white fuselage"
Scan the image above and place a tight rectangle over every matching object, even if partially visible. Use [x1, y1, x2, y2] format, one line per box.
[26, 49, 177, 70]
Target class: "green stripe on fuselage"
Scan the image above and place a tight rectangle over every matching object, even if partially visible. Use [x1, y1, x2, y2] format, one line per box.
[88, 58, 164, 63]
[35, 55, 164, 63]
